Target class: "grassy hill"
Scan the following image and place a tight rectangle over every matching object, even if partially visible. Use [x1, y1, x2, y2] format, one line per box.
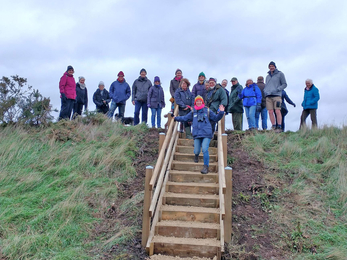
[0, 120, 346, 260]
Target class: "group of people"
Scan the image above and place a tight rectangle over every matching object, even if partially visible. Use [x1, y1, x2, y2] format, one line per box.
[58, 61, 320, 132]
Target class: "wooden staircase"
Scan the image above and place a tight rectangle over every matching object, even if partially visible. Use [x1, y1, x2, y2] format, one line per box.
[150, 138, 221, 258]
[142, 109, 232, 260]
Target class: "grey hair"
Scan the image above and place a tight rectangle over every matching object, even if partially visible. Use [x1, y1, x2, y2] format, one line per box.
[305, 79, 313, 84]
[79, 76, 85, 81]
[222, 79, 228, 83]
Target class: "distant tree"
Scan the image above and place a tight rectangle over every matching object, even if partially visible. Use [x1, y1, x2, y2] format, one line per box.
[0, 75, 56, 126]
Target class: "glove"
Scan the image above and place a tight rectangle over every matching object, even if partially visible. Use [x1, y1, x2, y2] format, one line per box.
[169, 97, 175, 103]
[256, 103, 262, 112]
[293, 103, 296, 108]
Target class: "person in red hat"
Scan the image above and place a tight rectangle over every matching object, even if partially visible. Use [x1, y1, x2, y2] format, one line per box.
[108, 71, 131, 123]
[173, 95, 225, 174]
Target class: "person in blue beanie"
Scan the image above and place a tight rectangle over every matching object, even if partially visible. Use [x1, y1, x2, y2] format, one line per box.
[147, 76, 165, 128]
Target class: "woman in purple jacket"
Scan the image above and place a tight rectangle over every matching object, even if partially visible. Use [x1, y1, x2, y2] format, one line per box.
[147, 76, 165, 128]
[59, 65, 76, 120]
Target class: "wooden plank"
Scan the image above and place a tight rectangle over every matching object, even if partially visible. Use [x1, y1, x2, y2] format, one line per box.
[172, 161, 218, 172]
[222, 133, 228, 167]
[176, 145, 217, 155]
[169, 170, 218, 184]
[167, 182, 219, 195]
[174, 152, 217, 163]
[141, 166, 153, 247]
[161, 209, 220, 223]
[159, 132, 165, 153]
[224, 167, 232, 243]
[156, 225, 218, 239]
[164, 193, 219, 208]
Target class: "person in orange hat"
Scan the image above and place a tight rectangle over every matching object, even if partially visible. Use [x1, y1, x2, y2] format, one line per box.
[173, 95, 225, 174]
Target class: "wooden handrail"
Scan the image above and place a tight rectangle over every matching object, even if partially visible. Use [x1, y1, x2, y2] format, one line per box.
[149, 106, 178, 190]
[149, 121, 178, 216]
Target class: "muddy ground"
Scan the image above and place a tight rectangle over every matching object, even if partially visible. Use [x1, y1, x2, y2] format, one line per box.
[93, 129, 289, 260]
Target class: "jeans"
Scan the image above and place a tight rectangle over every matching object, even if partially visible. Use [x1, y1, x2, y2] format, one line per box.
[300, 109, 317, 129]
[150, 106, 162, 128]
[59, 97, 75, 120]
[244, 106, 256, 129]
[108, 101, 125, 122]
[194, 138, 211, 166]
[255, 107, 268, 130]
[134, 101, 148, 125]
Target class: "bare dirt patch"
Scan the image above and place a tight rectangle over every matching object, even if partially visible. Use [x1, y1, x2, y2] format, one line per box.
[225, 131, 287, 260]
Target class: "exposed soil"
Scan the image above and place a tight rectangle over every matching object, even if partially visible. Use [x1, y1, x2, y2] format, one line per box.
[224, 131, 286, 260]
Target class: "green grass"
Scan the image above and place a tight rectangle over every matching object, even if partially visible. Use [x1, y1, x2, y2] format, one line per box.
[0, 119, 149, 260]
[243, 126, 347, 259]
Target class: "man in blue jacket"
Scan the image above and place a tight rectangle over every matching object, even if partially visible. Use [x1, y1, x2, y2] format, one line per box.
[108, 71, 131, 123]
[300, 79, 320, 129]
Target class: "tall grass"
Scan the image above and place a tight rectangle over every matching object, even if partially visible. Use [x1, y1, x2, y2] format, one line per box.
[0, 120, 148, 259]
[243, 126, 347, 259]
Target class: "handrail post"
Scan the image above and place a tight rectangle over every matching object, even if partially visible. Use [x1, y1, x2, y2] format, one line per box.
[224, 166, 232, 243]
[222, 133, 227, 167]
[159, 133, 165, 153]
[142, 166, 153, 247]
[221, 114, 225, 134]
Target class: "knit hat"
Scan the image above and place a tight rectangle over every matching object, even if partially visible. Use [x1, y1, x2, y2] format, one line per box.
[154, 76, 160, 82]
[175, 68, 182, 75]
[209, 77, 216, 82]
[194, 95, 204, 105]
[99, 81, 105, 86]
[268, 61, 276, 68]
[231, 77, 237, 82]
[140, 68, 147, 74]
[198, 72, 205, 78]
[78, 76, 85, 81]
[257, 76, 264, 82]
[118, 71, 124, 77]
[66, 65, 74, 72]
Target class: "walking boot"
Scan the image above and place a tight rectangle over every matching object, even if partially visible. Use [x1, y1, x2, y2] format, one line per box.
[185, 127, 193, 139]
[194, 154, 199, 163]
[201, 165, 209, 174]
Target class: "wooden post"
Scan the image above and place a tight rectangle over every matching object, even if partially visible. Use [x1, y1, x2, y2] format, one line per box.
[159, 133, 165, 153]
[142, 166, 153, 247]
[224, 166, 232, 243]
[222, 133, 227, 167]
[168, 114, 173, 128]
[221, 114, 225, 134]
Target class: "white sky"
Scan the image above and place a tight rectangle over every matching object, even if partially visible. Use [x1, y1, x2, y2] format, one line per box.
[1, 0, 347, 131]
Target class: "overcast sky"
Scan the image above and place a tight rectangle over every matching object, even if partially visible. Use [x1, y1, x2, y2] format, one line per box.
[1, 0, 346, 131]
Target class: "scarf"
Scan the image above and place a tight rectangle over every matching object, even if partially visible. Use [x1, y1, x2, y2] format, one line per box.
[175, 76, 182, 81]
[79, 82, 86, 89]
[194, 104, 205, 110]
[118, 78, 124, 83]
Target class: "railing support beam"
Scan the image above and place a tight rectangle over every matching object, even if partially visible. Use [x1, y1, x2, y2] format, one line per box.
[224, 166, 232, 243]
[141, 166, 153, 247]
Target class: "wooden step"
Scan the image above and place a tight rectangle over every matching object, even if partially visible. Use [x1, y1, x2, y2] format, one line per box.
[174, 152, 217, 163]
[177, 139, 217, 147]
[172, 161, 218, 172]
[151, 236, 220, 258]
[166, 181, 219, 195]
[160, 205, 220, 223]
[163, 192, 219, 208]
[169, 170, 218, 183]
[156, 220, 220, 239]
[176, 145, 217, 155]
[148, 255, 216, 260]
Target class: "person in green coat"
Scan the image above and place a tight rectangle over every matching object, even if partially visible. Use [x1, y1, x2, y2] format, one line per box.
[205, 78, 228, 132]
[226, 77, 244, 130]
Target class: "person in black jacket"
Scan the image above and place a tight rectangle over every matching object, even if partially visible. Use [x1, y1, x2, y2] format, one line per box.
[93, 81, 111, 114]
[275, 90, 296, 132]
[72, 76, 88, 118]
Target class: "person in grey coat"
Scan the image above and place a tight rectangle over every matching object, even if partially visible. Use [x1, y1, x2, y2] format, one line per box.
[147, 76, 165, 128]
[132, 68, 152, 125]
[265, 61, 287, 131]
